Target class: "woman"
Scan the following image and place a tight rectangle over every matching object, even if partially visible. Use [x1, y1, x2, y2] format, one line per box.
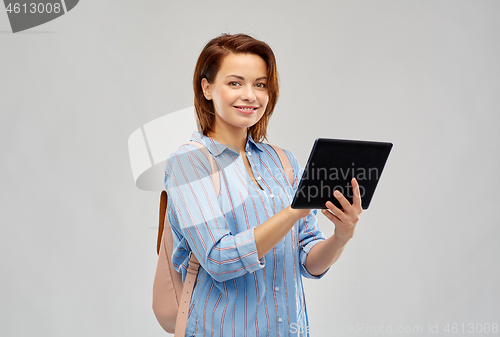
[164, 33, 362, 336]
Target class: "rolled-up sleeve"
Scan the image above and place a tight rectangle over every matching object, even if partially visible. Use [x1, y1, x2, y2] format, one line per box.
[297, 210, 329, 279]
[284, 149, 330, 280]
[165, 146, 265, 283]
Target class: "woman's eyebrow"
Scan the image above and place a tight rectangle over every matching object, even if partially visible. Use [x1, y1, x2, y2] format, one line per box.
[226, 75, 267, 81]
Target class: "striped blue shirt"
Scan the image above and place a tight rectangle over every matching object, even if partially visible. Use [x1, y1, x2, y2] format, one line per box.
[164, 130, 329, 337]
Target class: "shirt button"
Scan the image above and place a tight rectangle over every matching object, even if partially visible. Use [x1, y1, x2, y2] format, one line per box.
[247, 152, 251, 156]
[278, 318, 283, 323]
[269, 194, 274, 198]
[275, 287, 279, 291]
[256, 176, 261, 180]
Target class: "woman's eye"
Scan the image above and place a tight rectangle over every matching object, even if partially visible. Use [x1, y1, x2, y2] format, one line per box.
[228, 81, 241, 86]
[255, 83, 266, 89]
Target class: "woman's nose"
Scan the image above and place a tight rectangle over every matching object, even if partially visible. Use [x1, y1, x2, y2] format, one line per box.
[241, 86, 256, 102]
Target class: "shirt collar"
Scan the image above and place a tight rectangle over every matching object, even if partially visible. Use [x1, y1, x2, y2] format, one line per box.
[247, 133, 265, 153]
[189, 130, 264, 157]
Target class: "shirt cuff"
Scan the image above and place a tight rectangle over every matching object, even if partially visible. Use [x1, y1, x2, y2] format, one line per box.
[234, 228, 266, 274]
[300, 239, 330, 279]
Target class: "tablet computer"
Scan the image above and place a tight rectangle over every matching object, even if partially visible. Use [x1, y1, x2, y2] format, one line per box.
[290, 138, 393, 210]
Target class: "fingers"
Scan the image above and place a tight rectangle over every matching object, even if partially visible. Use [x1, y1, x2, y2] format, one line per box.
[324, 198, 346, 221]
[351, 178, 362, 210]
[331, 178, 362, 212]
[321, 207, 343, 226]
[323, 179, 362, 222]
[333, 189, 352, 211]
[322, 179, 363, 240]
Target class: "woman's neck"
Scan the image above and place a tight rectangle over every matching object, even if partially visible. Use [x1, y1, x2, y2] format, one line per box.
[207, 127, 248, 154]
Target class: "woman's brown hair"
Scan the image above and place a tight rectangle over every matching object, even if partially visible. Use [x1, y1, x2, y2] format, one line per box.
[193, 33, 279, 143]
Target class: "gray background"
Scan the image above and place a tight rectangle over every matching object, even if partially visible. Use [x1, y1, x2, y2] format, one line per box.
[1, 1, 499, 336]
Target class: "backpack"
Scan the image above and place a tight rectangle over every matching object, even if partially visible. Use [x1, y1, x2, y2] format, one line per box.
[152, 141, 294, 336]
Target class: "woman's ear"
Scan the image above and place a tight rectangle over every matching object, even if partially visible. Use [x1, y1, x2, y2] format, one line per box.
[201, 78, 212, 100]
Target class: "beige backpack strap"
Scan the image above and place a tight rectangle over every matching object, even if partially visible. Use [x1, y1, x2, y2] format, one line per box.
[157, 190, 167, 255]
[174, 252, 199, 337]
[268, 144, 294, 187]
[153, 190, 183, 333]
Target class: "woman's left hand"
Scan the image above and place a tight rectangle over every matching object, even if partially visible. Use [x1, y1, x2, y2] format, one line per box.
[321, 177, 363, 243]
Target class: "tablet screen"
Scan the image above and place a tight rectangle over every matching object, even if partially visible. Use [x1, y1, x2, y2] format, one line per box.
[290, 138, 392, 210]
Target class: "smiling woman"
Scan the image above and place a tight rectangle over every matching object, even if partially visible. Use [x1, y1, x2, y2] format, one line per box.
[158, 33, 362, 337]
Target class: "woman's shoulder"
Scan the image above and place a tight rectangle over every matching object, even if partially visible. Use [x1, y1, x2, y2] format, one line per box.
[164, 141, 213, 175]
[167, 140, 209, 160]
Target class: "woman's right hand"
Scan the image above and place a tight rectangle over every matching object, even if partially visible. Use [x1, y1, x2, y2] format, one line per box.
[255, 205, 313, 259]
[287, 206, 312, 220]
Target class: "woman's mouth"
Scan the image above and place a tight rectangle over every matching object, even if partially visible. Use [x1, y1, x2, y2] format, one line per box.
[234, 106, 259, 114]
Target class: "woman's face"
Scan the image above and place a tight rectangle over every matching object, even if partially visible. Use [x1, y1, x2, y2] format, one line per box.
[202, 53, 269, 135]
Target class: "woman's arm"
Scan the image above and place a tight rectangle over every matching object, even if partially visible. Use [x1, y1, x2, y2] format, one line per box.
[303, 233, 350, 277]
[304, 178, 362, 276]
[167, 148, 266, 283]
